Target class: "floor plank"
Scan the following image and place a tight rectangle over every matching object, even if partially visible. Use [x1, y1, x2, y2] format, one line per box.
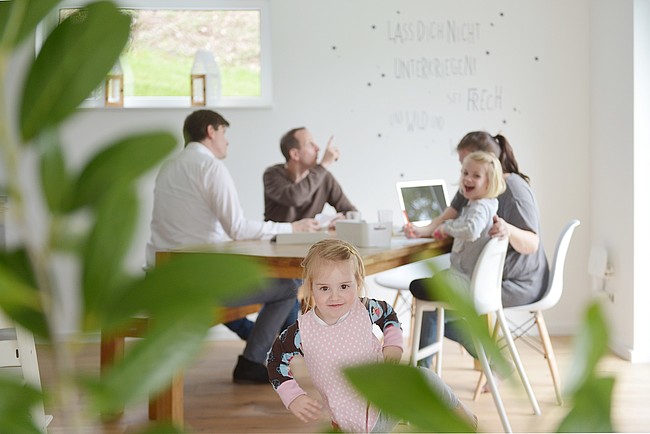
[38, 335, 650, 433]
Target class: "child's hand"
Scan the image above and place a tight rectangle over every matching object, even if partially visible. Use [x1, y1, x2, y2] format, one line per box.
[403, 222, 416, 238]
[432, 224, 447, 240]
[382, 345, 403, 363]
[488, 215, 509, 240]
[288, 394, 323, 423]
[404, 222, 426, 238]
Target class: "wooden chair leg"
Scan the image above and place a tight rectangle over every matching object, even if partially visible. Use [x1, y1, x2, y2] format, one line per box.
[149, 373, 184, 426]
[473, 373, 485, 401]
[392, 291, 401, 312]
[536, 311, 563, 405]
[100, 332, 125, 421]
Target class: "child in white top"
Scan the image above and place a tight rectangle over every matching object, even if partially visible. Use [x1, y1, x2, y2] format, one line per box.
[267, 239, 476, 433]
[433, 150, 507, 288]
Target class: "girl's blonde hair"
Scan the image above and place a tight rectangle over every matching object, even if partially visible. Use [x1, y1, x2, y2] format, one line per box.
[460, 150, 507, 199]
[300, 239, 366, 313]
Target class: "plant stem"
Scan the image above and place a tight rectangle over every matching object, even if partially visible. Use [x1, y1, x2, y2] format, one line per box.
[1, 17, 86, 434]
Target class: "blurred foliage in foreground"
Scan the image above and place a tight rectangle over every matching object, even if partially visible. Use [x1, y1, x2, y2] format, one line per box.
[345, 271, 615, 433]
[0, 1, 616, 433]
[0, 1, 263, 432]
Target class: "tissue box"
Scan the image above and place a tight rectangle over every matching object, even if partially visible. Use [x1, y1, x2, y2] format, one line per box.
[335, 221, 391, 247]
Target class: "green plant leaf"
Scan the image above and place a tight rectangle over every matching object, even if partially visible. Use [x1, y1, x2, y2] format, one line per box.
[557, 376, 615, 432]
[0, 376, 43, 434]
[0, 248, 37, 287]
[19, 1, 130, 140]
[0, 251, 48, 338]
[345, 363, 473, 432]
[71, 132, 176, 210]
[37, 130, 73, 213]
[0, 0, 62, 49]
[564, 301, 609, 394]
[100, 253, 266, 332]
[83, 305, 213, 414]
[81, 184, 137, 331]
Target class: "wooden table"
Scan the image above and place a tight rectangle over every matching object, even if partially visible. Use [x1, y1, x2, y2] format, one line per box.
[156, 235, 451, 278]
[101, 236, 451, 427]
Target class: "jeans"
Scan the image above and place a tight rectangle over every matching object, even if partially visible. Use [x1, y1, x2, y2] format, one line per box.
[223, 278, 300, 364]
[225, 296, 301, 338]
[371, 367, 461, 432]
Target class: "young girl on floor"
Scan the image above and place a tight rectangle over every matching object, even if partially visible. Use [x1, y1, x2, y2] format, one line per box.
[266, 238, 476, 432]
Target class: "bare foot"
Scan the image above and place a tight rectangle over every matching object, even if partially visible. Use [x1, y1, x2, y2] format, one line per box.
[481, 375, 499, 393]
[481, 361, 514, 393]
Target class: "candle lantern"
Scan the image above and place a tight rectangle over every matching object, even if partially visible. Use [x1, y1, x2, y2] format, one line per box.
[105, 60, 124, 107]
[190, 50, 221, 106]
[191, 73, 207, 106]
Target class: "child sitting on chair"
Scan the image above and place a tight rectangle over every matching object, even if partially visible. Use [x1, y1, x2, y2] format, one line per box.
[433, 150, 507, 290]
[266, 238, 476, 433]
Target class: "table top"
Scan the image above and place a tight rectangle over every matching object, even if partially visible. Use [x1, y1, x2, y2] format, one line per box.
[155, 235, 451, 278]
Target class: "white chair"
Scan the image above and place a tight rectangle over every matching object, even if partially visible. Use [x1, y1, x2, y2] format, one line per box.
[0, 196, 51, 430]
[410, 237, 541, 433]
[374, 254, 450, 346]
[504, 219, 580, 406]
[0, 314, 52, 432]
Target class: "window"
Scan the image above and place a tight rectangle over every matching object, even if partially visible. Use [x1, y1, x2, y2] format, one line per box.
[41, 0, 272, 108]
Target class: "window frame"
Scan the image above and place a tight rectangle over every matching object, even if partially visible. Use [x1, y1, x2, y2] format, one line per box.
[37, 0, 272, 109]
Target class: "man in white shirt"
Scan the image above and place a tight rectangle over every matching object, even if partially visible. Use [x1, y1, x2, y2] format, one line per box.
[146, 110, 319, 384]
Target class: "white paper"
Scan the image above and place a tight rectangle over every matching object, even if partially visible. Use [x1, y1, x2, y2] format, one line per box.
[315, 213, 337, 229]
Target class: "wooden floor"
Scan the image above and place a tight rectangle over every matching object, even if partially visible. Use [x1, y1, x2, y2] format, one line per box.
[39, 335, 650, 433]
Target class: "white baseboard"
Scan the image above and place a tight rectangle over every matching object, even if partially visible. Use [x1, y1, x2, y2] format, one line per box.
[609, 339, 650, 363]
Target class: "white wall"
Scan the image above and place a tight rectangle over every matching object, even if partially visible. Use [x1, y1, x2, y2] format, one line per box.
[632, 0, 650, 362]
[589, 0, 650, 362]
[5, 1, 601, 344]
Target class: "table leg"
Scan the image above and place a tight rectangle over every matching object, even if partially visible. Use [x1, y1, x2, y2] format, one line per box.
[148, 373, 184, 426]
[100, 332, 125, 420]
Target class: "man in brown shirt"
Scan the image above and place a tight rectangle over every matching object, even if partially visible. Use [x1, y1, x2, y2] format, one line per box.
[224, 128, 357, 343]
[263, 127, 357, 224]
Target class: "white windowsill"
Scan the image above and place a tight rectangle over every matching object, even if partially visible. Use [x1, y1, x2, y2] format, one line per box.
[81, 96, 272, 109]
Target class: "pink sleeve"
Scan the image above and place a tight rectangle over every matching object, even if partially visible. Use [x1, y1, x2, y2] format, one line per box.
[276, 379, 307, 409]
[382, 324, 403, 349]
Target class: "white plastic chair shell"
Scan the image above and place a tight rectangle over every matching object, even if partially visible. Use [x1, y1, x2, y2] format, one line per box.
[410, 237, 541, 433]
[0, 314, 52, 432]
[505, 219, 580, 405]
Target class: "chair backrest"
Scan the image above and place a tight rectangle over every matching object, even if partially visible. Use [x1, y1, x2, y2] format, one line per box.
[536, 219, 580, 310]
[470, 237, 509, 315]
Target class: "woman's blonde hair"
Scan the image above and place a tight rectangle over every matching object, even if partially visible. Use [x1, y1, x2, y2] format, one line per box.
[300, 239, 366, 313]
[460, 150, 507, 199]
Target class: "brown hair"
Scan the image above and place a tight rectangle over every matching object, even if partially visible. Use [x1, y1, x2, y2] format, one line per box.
[457, 131, 530, 183]
[300, 239, 366, 313]
[279, 127, 305, 161]
[183, 110, 230, 146]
